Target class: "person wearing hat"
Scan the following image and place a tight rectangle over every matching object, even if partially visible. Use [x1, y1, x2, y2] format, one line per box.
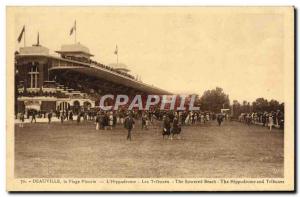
[103, 112, 109, 130]
[19, 112, 25, 128]
[95, 112, 100, 130]
[162, 115, 171, 139]
[141, 113, 147, 130]
[47, 110, 52, 124]
[109, 111, 114, 130]
[31, 110, 37, 123]
[217, 113, 223, 126]
[268, 114, 274, 131]
[125, 113, 135, 141]
[172, 115, 181, 139]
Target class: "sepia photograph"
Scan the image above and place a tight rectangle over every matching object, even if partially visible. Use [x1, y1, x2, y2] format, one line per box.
[6, 6, 294, 191]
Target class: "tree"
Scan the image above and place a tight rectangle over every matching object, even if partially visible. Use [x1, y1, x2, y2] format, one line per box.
[253, 97, 269, 112]
[268, 99, 280, 112]
[199, 87, 230, 113]
[279, 102, 284, 112]
[241, 100, 249, 113]
[231, 97, 284, 119]
[232, 100, 241, 118]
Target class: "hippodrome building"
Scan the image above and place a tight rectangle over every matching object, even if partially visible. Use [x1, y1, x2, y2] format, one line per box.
[15, 43, 171, 115]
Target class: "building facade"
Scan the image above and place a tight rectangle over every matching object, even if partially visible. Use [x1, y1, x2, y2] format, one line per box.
[15, 43, 170, 115]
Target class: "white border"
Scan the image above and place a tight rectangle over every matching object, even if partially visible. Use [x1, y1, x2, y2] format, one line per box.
[1, 0, 298, 196]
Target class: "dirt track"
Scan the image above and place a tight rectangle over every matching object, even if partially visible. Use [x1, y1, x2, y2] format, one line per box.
[14, 120, 283, 178]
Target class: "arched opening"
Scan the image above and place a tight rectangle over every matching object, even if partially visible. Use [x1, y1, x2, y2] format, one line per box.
[83, 101, 91, 111]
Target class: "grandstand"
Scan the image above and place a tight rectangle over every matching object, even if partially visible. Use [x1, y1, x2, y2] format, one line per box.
[15, 43, 170, 115]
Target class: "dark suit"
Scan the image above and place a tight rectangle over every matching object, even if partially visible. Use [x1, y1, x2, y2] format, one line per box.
[125, 117, 135, 140]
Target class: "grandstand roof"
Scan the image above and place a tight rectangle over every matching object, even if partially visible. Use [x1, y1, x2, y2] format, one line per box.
[56, 43, 94, 56]
[19, 45, 49, 56]
[109, 63, 130, 72]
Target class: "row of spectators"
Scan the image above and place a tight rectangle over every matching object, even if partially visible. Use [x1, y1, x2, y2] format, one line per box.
[62, 55, 135, 80]
[238, 111, 284, 129]
[18, 90, 70, 98]
[57, 109, 225, 127]
[19, 107, 225, 127]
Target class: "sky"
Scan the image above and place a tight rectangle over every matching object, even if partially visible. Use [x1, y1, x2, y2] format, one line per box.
[10, 7, 286, 103]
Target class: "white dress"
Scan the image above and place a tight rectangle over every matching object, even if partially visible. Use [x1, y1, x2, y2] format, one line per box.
[268, 116, 273, 126]
[109, 115, 113, 126]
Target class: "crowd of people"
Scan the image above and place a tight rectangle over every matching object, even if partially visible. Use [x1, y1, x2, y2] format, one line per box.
[17, 108, 227, 140]
[238, 111, 284, 130]
[17, 107, 283, 141]
[18, 90, 70, 98]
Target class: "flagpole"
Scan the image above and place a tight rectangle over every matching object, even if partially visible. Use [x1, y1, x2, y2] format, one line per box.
[114, 45, 118, 66]
[75, 20, 77, 44]
[117, 45, 118, 66]
[24, 29, 26, 47]
[75, 28, 76, 44]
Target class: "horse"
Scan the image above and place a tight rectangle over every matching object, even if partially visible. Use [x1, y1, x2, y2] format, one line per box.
[171, 126, 182, 139]
[162, 127, 171, 139]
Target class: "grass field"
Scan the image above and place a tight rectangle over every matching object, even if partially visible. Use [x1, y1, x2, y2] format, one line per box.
[14, 120, 283, 178]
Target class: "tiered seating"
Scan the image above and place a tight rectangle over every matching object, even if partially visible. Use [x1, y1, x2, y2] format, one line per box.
[62, 55, 136, 80]
[55, 83, 87, 99]
[18, 82, 91, 100]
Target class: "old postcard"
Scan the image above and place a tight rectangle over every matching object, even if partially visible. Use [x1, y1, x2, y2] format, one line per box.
[6, 6, 294, 191]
